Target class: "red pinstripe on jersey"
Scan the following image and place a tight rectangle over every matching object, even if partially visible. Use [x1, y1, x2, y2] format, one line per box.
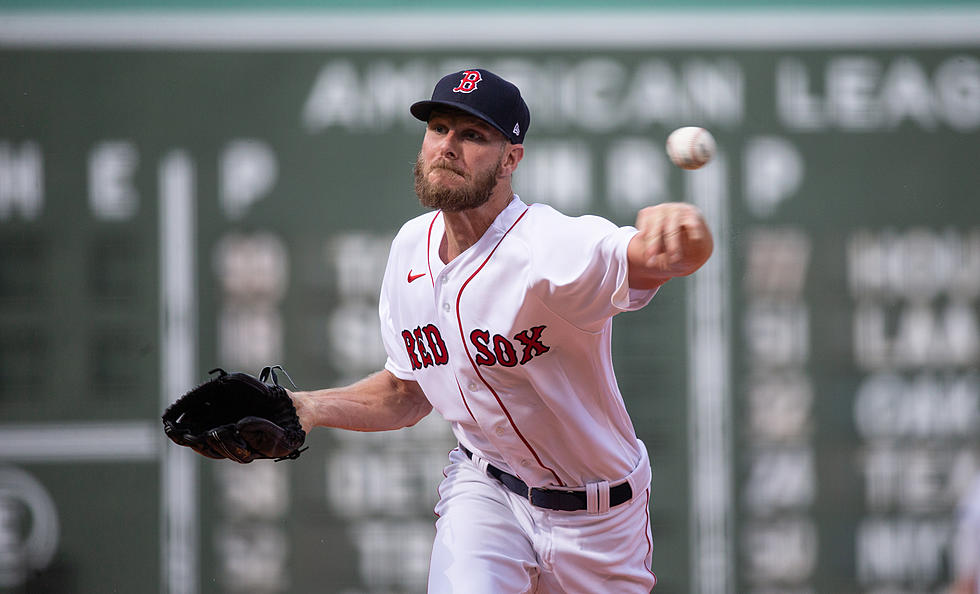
[426, 210, 441, 288]
[454, 376, 479, 424]
[428, 211, 481, 426]
[452, 207, 565, 487]
[643, 488, 657, 585]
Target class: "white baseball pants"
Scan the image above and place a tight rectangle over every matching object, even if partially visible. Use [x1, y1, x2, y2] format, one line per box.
[427, 448, 657, 593]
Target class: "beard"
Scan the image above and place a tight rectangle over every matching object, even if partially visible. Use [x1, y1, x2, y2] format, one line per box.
[414, 152, 501, 213]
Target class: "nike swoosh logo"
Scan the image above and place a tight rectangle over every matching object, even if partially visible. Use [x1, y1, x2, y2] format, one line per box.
[407, 270, 426, 283]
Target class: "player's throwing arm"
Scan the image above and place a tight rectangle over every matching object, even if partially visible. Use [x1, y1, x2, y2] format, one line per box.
[628, 202, 714, 290]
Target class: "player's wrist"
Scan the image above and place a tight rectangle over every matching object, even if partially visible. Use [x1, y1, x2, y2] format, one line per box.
[287, 389, 316, 433]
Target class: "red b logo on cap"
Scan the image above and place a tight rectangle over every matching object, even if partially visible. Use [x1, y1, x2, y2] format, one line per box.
[453, 70, 482, 94]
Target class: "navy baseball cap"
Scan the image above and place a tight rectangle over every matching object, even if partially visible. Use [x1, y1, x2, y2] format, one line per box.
[411, 69, 530, 144]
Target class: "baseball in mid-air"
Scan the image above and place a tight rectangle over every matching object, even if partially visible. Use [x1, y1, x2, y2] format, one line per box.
[665, 126, 716, 170]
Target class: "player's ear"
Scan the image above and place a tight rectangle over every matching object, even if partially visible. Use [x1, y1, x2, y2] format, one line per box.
[500, 144, 524, 176]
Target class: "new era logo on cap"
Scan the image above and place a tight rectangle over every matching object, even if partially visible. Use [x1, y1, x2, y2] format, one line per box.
[410, 68, 530, 144]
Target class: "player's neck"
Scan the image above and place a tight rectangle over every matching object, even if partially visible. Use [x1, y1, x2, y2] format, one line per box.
[439, 188, 514, 263]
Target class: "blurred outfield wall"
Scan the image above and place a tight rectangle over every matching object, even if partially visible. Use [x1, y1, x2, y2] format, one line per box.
[1, 2, 980, 593]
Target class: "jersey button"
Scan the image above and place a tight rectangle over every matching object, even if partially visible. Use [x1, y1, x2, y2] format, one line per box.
[495, 425, 507, 436]
[520, 459, 532, 467]
[442, 303, 451, 312]
[467, 382, 478, 391]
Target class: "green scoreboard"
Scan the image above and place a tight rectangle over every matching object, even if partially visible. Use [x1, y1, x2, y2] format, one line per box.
[1, 9, 979, 594]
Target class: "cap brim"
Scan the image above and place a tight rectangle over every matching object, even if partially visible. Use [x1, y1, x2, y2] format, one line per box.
[410, 100, 515, 143]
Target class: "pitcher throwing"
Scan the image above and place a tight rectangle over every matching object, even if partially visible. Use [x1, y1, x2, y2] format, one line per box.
[289, 68, 713, 593]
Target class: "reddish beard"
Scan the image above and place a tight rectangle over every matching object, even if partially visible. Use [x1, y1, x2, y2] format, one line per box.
[414, 152, 501, 213]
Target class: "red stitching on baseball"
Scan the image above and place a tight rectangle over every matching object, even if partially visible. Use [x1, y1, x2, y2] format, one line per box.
[689, 128, 703, 167]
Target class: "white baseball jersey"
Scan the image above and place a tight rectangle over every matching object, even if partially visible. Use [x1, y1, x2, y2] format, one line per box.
[380, 194, 656, 490]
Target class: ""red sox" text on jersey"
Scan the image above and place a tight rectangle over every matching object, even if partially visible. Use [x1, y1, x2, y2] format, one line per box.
[401, 324, 550, 370]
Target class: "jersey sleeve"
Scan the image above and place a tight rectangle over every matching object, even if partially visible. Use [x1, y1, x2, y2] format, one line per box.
[608, 226, 658, 313]
[530, 209, 657, 332]
[378, 234, 417, 381]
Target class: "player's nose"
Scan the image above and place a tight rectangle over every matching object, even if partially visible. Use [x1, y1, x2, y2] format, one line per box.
[436, 130, 461, 159]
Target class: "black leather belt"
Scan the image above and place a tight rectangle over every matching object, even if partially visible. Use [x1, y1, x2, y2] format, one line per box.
[460, 445, 632, 512]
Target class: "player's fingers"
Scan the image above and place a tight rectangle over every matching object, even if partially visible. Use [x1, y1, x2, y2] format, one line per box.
[664, 210, 686, 262]
[642, 215, 667, 261]
[679, 209, 705, 241]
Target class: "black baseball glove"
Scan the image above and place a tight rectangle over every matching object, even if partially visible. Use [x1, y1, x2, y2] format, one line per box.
[162, 365, 307, 463]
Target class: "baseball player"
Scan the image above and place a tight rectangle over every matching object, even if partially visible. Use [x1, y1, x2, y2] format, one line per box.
[289, 68, 713, 593]
[952, 474, 980, 594]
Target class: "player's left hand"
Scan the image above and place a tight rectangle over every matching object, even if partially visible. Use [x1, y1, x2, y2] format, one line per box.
[162, 366, 307, 463]
[628, 202, 713, 289]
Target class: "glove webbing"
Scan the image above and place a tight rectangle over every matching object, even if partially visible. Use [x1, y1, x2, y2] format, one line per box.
[260, 365, 307, 461]
[202, 365, 307, 462]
